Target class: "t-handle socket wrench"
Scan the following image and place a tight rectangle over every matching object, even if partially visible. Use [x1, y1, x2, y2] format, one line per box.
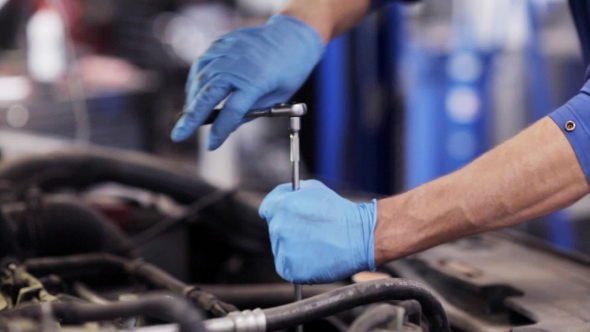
[186, 103, 306, 332]
[196, 103, 307, 125]
[288, 113, 304, 332]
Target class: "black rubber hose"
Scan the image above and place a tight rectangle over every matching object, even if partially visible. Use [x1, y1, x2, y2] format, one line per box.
[0, 148, 269, 253]
[197, 283, 344, 309]
[0, 148, 216, 204]
[394, 300, 422, 326]
[127, 259, 240, 315]
[348, 304, 400, 332]
[24, 253, 128, 280]
[0, 292, 206, 332]
[128, 259, 186, 293]
[24, 254, 188, 291]
[4, 197, 135, 258]
[262, 279, 449, 332]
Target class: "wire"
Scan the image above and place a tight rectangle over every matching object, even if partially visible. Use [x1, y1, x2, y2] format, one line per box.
[130, 189, 232, 247]
[46, 0, 91, 144]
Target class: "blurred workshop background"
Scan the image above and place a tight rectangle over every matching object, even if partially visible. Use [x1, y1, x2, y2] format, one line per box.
[0, 0, 586, 251]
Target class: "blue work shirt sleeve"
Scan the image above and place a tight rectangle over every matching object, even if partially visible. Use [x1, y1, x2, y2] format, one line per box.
[549, 91, 590, 183]
[372, 0, 419, 10]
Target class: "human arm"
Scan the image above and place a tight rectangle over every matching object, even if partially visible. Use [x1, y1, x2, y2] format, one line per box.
[171, 0, 378, 149]
[282, 0, 419, 42]
[279, 0, 372, 44]
[260, 90, 590, 284]
[374, 116, 589, 264]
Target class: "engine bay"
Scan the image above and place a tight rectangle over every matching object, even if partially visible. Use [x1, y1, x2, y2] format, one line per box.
[0, 147, 587, 332]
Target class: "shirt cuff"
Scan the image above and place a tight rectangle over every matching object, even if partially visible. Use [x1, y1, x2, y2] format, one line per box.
[549, 92, 590, 184]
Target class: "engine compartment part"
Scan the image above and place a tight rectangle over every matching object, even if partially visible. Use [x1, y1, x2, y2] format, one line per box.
[1, 292, 207, 332]
[22, 253, 238, 317]
[260, 279, 447, 331]
[386, 230, 590, 331]
[0, 148, 270, 257]
[0, 253, 446, 332]
[348, 304, 408, 332]
[204, 278, 448, 332]
[0, 146, 587, 331]
[0, 147, 450, 332]
[2, 195, 135, 258]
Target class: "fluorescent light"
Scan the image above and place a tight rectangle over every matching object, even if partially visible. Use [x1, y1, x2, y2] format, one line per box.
[0, 0, 9, 11]
[0, 76, 32, 102]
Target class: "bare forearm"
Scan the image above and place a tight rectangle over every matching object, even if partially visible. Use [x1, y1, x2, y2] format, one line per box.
[280, 0, 371, 44]
[374, 117, 589, 265]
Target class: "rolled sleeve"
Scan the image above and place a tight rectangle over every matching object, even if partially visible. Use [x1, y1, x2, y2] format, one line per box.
[549, 92, 590, 183]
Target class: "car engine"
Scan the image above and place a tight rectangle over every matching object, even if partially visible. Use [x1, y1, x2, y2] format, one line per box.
[0, 147, 587, 332]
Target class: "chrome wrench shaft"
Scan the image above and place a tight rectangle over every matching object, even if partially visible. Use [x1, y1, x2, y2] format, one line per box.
[290, 116, 303, 332]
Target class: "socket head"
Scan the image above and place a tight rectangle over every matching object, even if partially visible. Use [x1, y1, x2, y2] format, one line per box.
[271, 103, 307, 118]
[289, 103, 307, 117]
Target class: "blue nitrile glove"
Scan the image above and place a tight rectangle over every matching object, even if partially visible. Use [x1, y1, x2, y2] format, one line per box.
[259, 180, 377, 284]
[171, 15, 324, 150]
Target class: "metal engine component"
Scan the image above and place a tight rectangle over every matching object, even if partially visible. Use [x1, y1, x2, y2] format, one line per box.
[205, 309, 266, 332]
[0, 147, 587, 331]
[0, 147, 450, 332]
[187, 102, 308, 330]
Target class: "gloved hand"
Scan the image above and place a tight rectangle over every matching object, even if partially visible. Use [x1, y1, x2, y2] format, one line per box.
[171, 15, 324, 150]
[259, 180, 377, 284]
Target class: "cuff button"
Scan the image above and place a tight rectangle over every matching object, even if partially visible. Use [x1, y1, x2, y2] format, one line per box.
[565, 120, 576, 132]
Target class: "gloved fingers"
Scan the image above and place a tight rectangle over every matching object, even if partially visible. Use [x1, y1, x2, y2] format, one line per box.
[198, 35, 240, 62]
[186, 36, 239, 93]
[271, 232, 297, 284]
[270, 180, 324, 193]
[171, 74, 234, 142]
[300, 179, 328, 189]
[249, 89, 293, 109]
[258, 183, 293, 219]
[185, 57, 215, 94]
[276, 257, 294, 283]
[185, 32, 243, 94]
[267, 183, 293, 196]
[259, 180, 332, 220]
[184, 57, 234, 111]
[207, 90, 258, 150]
